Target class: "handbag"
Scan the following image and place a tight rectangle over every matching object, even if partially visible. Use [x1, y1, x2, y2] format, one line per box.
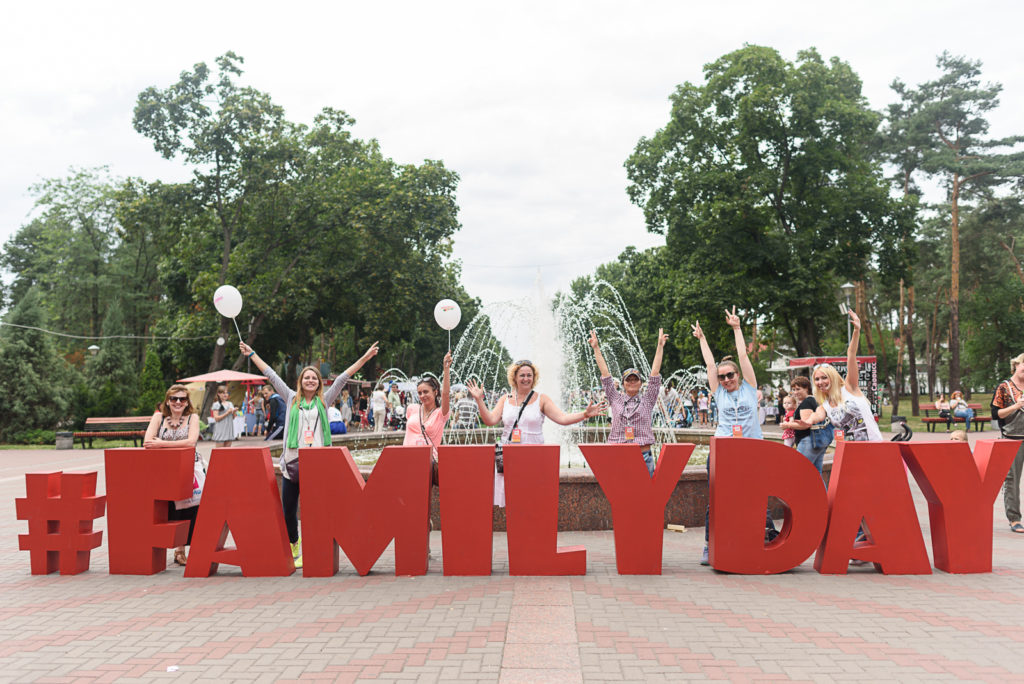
[1000, 382, 1024, 439]
[174, 451, 207, 510]
[809, 419, 834, 450]
[496, 390, 534, 474]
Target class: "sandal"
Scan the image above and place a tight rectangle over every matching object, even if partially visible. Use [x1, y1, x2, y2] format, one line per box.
[173, 549, 188, 566]
[1010, 522, 1024, 534]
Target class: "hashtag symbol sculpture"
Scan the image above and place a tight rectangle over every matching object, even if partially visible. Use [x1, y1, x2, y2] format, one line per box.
[16, 472, 106, 575]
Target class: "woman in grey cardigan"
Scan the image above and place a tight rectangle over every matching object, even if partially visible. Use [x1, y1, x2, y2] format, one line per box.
[239, 340, 379, 568]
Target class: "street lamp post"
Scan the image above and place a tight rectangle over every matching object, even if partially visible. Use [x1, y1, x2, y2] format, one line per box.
[840, 282, 855, 345]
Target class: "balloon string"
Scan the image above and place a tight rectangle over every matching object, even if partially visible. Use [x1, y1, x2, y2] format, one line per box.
[448, 330, 451, 351]
[232, 317, 243, 342]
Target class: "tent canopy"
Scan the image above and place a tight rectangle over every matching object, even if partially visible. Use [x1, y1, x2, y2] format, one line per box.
[177, 370, 266, 384]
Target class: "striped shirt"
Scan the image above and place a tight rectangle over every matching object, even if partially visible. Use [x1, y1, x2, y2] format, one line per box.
[601, 374, 662, 446]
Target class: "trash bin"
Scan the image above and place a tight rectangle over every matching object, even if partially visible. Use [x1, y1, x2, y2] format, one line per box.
[55, 431, 74, 450]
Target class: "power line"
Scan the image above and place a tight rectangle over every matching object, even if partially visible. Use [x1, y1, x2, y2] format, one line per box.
[0, 321, 216, 341]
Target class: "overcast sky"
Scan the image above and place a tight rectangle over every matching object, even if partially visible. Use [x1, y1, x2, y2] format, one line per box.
[2, 0, 1022, 309]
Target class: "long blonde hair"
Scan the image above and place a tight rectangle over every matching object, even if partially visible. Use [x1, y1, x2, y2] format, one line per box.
[292, 366, 326, 407]
[812, 364, 844, 408]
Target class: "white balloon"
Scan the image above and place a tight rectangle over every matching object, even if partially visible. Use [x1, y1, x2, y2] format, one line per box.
[433, 299, 461, 331]
[213, 285, 243, 318]
[216, 337, 226, 346]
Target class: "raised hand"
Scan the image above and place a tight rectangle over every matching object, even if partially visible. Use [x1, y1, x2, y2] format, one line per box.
[588, 329, 599, 349]
[724, 306, 741, 329]
[848, 309, 861, 330]
[691, 321, 704, 339]
[583, 399, 608, 419]
[443, 350, 453, 369]
[657, 328, 668, 347]
[466, 379, 484, 400]
[362, 341, 380, 360]
[239, 341, 254, 356]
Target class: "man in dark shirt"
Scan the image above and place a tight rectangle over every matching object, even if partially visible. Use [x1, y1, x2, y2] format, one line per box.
[262, 385, 287, 441]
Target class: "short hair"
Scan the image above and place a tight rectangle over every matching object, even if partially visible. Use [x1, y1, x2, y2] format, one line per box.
[160, 384, 194, 418]
[506, 361, 539, 389]
[949, 429, 968, 442]
[1013, 353, 1024, 372]
[790, 376, 812, 391]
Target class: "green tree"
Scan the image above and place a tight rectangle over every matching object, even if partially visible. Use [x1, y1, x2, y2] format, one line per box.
[0, 288, 74, 439]
[896, 52, 1024, 391]
[626, 45, 912, 356]
[85, 298, 138, 417]
[137, 345, 165, 415]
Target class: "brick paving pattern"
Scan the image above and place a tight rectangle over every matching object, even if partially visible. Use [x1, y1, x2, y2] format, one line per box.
[2, 432, 1024, 682]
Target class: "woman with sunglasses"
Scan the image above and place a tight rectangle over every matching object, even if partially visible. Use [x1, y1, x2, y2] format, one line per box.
[588, 327, 668, 476]
[143, 385, 202, 566]
[467, 359, 606, 507]
[239, 340, 379, 568]
[692, 306, 775, 565]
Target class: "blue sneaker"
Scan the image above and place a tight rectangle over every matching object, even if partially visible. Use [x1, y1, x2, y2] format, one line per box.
[700, 546, 709, 566]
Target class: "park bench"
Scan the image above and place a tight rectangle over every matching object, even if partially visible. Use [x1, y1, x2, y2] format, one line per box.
[921, 403, 990, 432]
[73, 416, 151, 448]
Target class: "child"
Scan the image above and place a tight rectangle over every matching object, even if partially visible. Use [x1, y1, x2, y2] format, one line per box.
[781, 395, 797, 447]
[209, 384, 235, 447]
[949, 429, 968, 443]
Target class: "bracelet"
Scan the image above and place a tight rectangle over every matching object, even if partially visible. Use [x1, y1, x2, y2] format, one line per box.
[247, 351, 255, 359]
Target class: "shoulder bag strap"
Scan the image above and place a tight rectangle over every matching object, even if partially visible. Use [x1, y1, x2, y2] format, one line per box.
[503, 391, 535, 443]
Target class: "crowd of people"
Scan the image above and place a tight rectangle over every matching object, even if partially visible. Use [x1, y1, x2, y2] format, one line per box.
[144, 306, 1024, 567]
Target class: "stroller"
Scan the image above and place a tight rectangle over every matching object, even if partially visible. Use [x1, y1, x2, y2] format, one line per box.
[388, 404, 407, 431]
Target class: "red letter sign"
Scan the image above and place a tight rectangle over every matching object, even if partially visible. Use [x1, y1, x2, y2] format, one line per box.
[104, 448, 194, 575]
[437, 445, 495, 576]
[709, 437, 828, 573]
[503, 445, 586, 575]
[900, 439, 1019, 573]
[815, 441, 931, 574]
[581, 442, 693, 574]
[300, 446, 432, 577]
[184, 447, 294, 577]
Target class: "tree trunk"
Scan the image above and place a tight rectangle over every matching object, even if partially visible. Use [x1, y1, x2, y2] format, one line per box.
[907, 285, 920, 415]
[892, 280, 905, 417]
[949, 173, 962, 391]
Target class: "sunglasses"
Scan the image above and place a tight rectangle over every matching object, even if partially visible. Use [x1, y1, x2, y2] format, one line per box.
[168, 396, 189, 404]
[717, 371, 737, 381]
[514, 360, 533, 367]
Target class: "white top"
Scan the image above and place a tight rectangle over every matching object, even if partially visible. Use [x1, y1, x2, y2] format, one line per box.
[501, 393, 545, 444]
[822, 387, 883, 442]
[371, 389, 387, 410]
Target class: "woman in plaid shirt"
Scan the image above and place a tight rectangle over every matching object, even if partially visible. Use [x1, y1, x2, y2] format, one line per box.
[588, 328, 668, 476]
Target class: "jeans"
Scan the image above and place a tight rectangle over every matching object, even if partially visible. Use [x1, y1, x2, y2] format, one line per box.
[641, 448, 655, 477]
[1004, 441, 1024, 523]
[954, 407, 974, 427]
[796, 436, 828, 478]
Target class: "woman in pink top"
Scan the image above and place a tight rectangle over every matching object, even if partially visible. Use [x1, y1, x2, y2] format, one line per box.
[403, 351, 452, 460]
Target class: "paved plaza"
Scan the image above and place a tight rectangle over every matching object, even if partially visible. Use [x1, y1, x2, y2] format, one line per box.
[3, 431, 1024, 683]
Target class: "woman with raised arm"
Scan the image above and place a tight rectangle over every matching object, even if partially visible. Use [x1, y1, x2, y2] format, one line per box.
[589, 327, 668, 476]
[403, 351, 453, 460]
[808, 311, 883, 443]
[143, 385, 202, 567]
[692, 307, 774, 565]
[467, 359, 606, 507]
[239, 340, 379, 568]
